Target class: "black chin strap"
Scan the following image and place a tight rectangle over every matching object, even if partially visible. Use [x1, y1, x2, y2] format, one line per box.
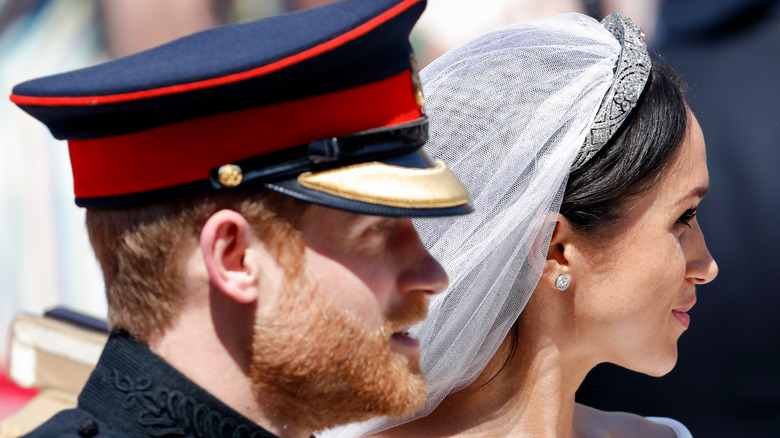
[209, 117, 429, 189]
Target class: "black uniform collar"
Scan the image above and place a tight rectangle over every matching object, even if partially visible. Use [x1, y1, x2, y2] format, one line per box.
[78, 331, 278, 438]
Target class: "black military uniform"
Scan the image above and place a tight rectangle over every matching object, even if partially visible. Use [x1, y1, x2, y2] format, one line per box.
[25, 332, 278, 438]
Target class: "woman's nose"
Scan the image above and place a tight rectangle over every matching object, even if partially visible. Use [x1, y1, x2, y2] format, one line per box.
[685, 220, 719, 285]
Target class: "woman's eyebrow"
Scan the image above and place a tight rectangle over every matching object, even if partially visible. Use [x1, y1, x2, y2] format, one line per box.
[677, 185, 709, 205]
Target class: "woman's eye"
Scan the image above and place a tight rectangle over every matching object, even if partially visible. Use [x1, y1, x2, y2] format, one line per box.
[676, 207, 698, 228]
[370, 223, 384, 232]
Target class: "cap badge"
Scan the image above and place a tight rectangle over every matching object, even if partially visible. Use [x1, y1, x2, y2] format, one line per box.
[217, 164, 243, 187]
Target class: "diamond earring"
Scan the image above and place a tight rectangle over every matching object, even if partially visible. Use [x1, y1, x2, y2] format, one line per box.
[555, 274, 571, 291]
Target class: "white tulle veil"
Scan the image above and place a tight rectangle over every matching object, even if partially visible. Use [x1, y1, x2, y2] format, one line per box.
[321, 12, 623, 437]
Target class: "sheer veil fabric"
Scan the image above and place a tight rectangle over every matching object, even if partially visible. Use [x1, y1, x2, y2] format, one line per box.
[321, 13, 622, 437]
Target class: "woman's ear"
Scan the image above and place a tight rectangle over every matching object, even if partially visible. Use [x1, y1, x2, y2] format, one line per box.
[541, 214, 575, 290]
[200, 209, 261, 304]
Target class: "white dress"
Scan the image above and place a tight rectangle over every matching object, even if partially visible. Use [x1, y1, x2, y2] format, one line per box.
[646, 417, 693, 438]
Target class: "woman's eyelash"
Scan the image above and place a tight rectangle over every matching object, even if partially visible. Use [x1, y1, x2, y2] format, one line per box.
[677, 207, 698, 227]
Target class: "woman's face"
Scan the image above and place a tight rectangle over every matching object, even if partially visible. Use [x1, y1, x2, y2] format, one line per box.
[572, 113, 718, 376]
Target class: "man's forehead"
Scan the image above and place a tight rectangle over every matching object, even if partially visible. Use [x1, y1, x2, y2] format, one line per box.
[302, 205, 389, 227]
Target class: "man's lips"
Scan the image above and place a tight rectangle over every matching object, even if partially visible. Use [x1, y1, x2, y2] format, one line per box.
[390, 328, 421, 356]
[386, 296, 428, 356]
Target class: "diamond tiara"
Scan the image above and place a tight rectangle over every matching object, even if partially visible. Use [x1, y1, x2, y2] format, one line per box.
[571, 12, 651, 171]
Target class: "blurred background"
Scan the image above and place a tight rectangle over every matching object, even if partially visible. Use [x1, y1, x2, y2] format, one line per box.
[1, 0, 778, 436]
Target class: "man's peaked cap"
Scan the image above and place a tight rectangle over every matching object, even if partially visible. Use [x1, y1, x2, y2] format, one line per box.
[11, 0, 471, 217]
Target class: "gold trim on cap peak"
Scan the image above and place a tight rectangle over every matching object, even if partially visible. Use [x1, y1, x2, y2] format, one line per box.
[298, 159, 469, 208]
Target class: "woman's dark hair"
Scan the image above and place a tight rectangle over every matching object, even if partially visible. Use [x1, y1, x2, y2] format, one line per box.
[560, 61, 689, 238]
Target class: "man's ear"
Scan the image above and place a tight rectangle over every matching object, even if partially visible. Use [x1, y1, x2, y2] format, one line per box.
[540, 214, 575, 290]
[200, 209, 260, 304]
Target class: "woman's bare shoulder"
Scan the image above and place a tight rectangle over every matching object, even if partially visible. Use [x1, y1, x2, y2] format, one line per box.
[573, 403, 683, 438]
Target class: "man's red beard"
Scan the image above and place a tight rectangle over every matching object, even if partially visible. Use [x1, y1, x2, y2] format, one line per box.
[249, 275, 429, 432]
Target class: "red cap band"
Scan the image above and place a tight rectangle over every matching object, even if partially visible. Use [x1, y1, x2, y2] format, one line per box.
[68, 71, 423, 199]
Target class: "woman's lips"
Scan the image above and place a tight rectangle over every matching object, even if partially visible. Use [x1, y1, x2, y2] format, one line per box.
[672, 310, 690, 329]
[672, 298, 696, 329]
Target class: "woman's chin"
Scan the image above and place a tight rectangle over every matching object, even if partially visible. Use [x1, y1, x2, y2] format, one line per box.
[642, 362, 676, 378]
[621, 345, 679, 377]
